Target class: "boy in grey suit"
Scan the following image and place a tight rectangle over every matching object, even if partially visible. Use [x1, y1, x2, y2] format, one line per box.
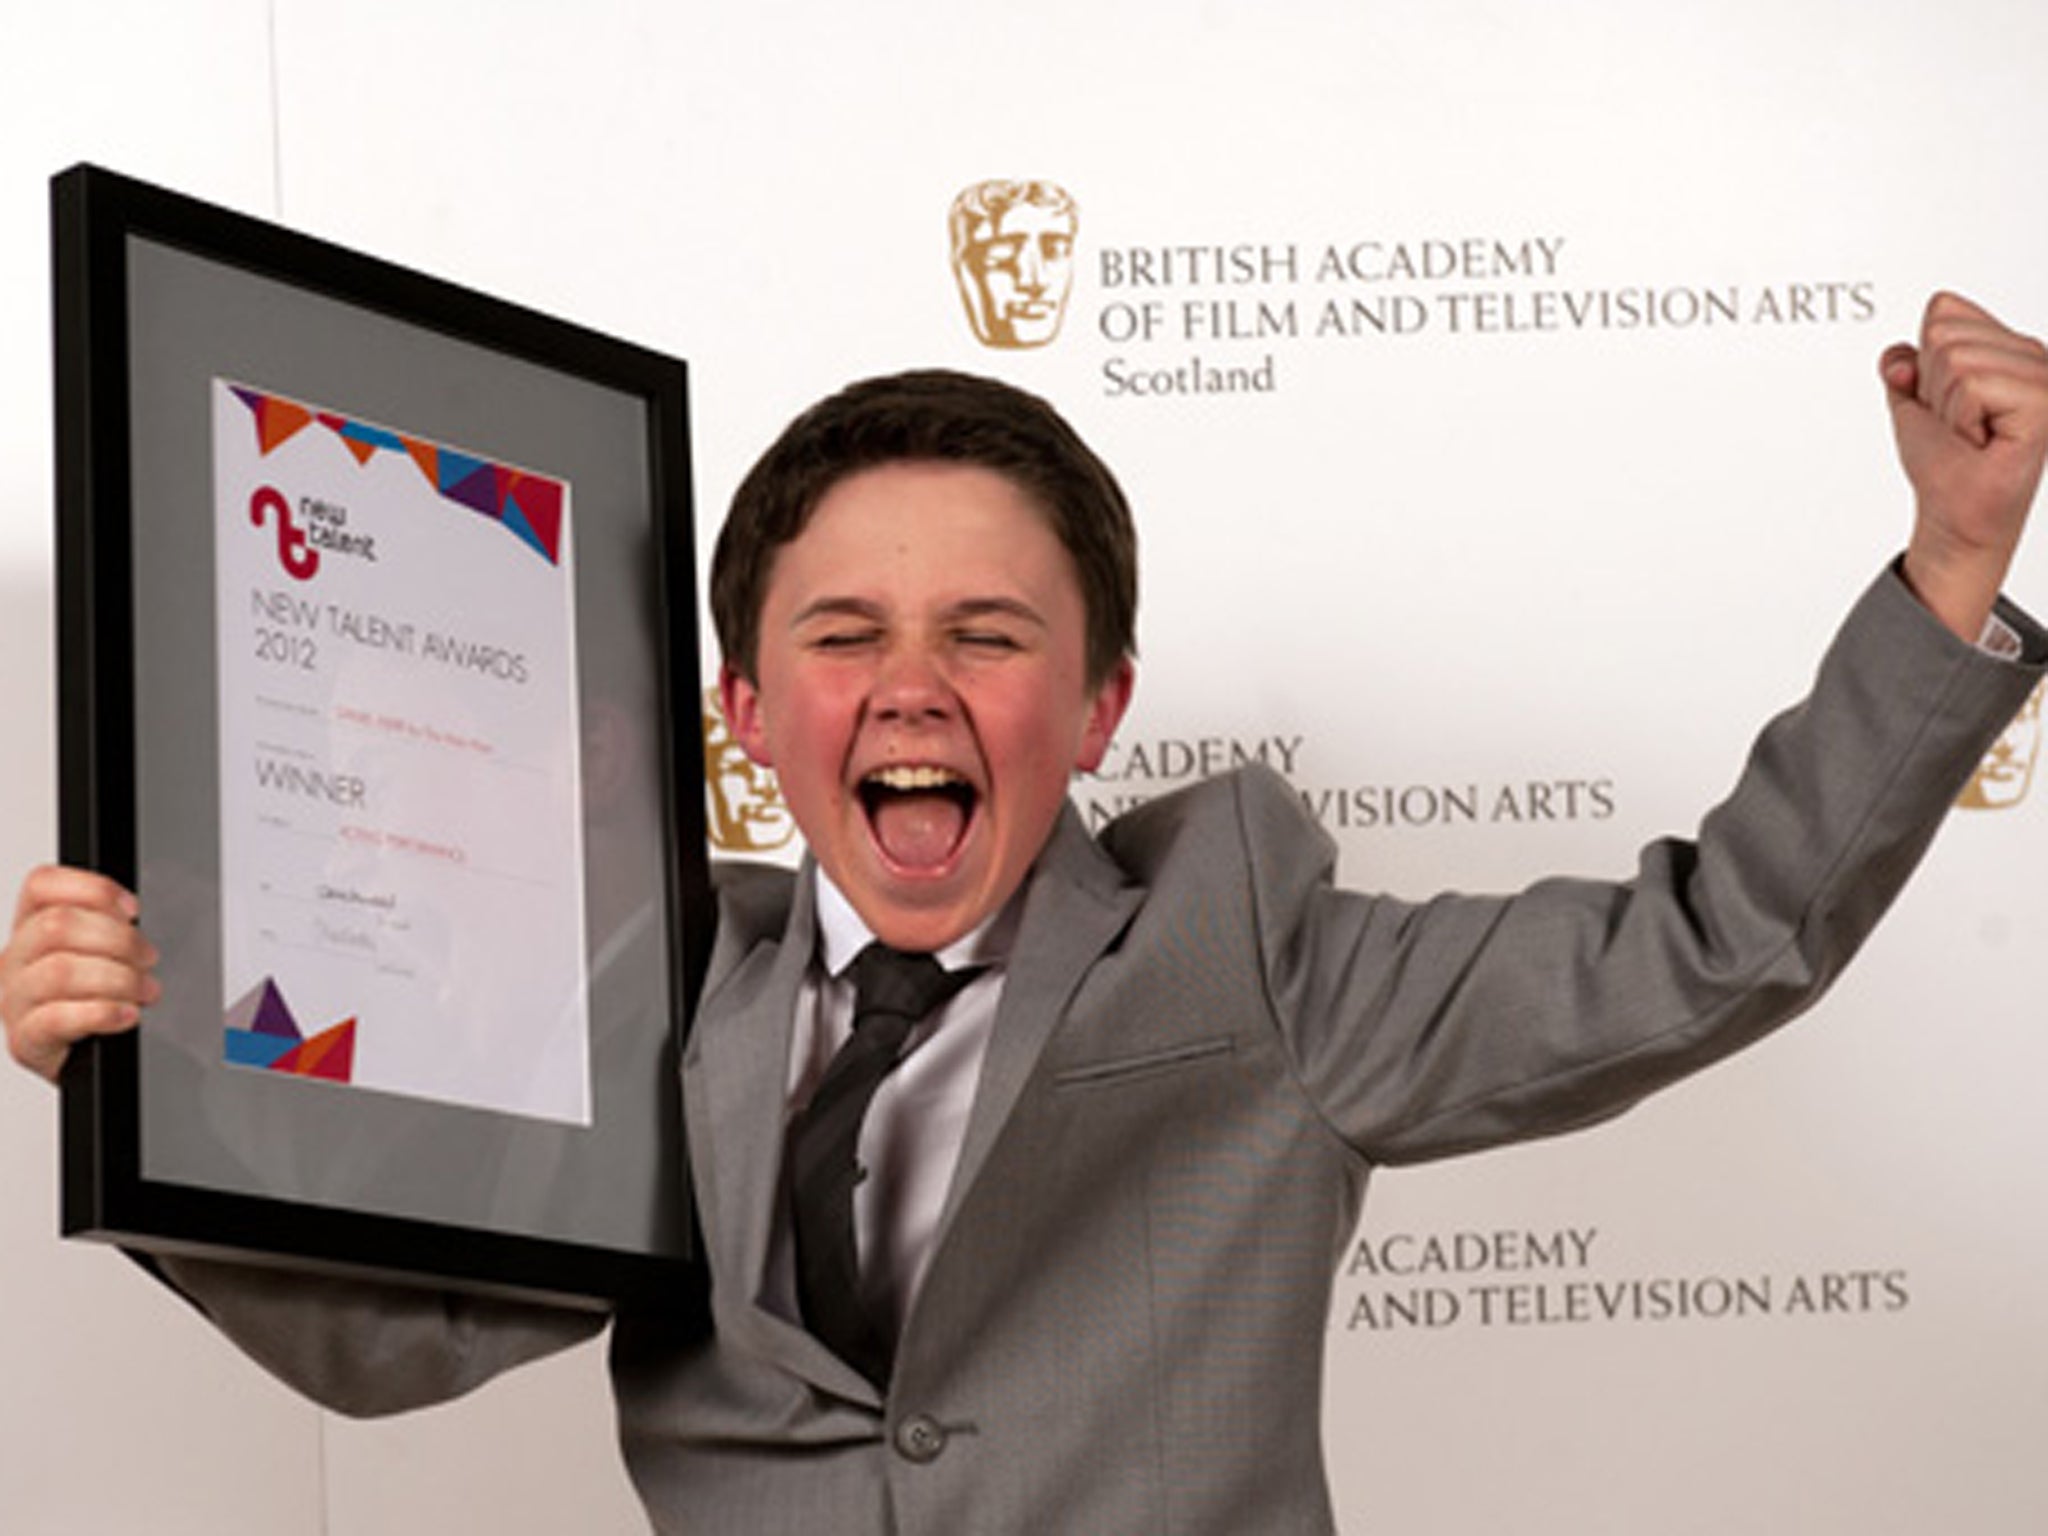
[6, 294, 2048, 1532]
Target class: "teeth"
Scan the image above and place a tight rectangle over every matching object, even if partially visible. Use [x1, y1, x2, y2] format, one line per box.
[867, 765, 967, 792]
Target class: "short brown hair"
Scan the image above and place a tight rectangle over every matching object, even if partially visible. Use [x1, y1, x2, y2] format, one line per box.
[709, 370, 1138, 686]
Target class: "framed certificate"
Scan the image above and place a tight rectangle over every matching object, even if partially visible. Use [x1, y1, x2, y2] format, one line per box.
[53, 164, 710, 1306]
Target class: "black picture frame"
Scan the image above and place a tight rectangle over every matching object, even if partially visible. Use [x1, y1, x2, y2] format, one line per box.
[52, 164, 710, 1308]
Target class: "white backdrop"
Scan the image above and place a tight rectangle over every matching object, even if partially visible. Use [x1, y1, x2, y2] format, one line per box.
[4, 3, 2046, 1531]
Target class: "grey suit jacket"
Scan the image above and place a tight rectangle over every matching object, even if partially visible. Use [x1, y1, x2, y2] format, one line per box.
[162, 570, 2043, 1534]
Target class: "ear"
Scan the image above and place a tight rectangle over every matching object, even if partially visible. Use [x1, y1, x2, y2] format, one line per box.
[1071, 657, 1135, 774]
[717, 662, 775, 768]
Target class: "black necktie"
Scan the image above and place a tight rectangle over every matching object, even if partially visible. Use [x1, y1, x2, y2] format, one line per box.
[788, 943, 978, 1386]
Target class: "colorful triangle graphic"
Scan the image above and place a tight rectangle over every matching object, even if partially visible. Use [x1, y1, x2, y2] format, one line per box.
[441, 456, 499, 516]
[403, 436, 440, 486]
[221, 977, 358, 1087]
[250, 976, 300, 1038]
[274, 1018, 357, 1081]
[233, 387, 315, 456]
[505, 473, 565, 563]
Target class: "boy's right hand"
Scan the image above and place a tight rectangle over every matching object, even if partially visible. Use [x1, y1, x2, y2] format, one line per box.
[1, 866, 160, 1083]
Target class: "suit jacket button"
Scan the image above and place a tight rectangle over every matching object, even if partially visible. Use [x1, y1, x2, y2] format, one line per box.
[895, 1414, 948, 1463]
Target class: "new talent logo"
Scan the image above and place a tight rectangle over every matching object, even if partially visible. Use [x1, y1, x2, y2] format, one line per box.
[948, 179, 1079, 349]
[702, 688, 797, 854]
[249, 485, 320, 582]
[1959, 679, 2045, 810]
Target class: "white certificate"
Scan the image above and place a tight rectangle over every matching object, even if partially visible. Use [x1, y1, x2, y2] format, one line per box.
[211, 379, 591, 1125]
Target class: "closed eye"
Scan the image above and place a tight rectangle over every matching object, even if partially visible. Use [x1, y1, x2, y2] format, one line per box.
[807, 628, 882, 652]
[945, 598, 1043, 653]
[955, 629, 1024, 652]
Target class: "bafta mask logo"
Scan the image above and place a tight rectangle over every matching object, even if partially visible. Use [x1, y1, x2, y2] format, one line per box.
[949, 180, 1078, 349]
[1959, 679, 2045, 810]
[702, 688, 797, 854]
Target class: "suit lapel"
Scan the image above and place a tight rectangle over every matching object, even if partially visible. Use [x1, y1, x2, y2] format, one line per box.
[936, 805, 1141, 1236]
[684, 867, 877, 1399]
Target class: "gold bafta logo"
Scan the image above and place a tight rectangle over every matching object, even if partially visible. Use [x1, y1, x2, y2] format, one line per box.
[1959, 678, 2045, 810]
[702, 688, 797, 854]
[949, 180, 1078, 349]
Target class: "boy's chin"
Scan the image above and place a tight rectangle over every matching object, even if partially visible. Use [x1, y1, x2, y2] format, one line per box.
[842, 858, 1002, 954]
[858, 909, 984, 954]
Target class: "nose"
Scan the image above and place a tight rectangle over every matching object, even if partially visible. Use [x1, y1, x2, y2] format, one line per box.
[870, 642, 955, 724]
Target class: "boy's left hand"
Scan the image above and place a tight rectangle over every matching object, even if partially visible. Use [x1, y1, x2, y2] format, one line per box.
[1885, 292, 2048, 642]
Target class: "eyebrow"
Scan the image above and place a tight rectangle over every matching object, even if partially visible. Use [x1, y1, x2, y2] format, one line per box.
[788, 596, 1048, 629]
[789, 597, 886, 628]
[946, 597, 1048, 629]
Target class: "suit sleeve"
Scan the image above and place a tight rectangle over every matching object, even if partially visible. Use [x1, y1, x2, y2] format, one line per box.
[148, 1253, 605, 1417]
[1251, 566, 2046, 1165]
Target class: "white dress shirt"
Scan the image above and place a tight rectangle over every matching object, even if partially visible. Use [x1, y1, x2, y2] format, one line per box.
[765, 870, 1017, 1339]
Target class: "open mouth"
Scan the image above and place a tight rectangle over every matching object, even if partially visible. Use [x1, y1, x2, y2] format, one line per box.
[859, 765, 978, 871]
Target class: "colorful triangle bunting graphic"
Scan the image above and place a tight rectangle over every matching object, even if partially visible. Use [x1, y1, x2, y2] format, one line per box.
[506, 473, 565, 563]
[403, 436, 440, 486]
[501, 501, 549, 561]
[442, 457, 500, 517]
[234, 388, 316, 456]
[230, 386, 565, 566]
